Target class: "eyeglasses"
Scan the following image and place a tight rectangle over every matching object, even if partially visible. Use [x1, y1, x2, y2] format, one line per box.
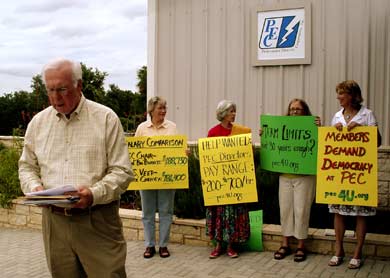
[289, 108, 304, 113]
[47, 87, 69, 96]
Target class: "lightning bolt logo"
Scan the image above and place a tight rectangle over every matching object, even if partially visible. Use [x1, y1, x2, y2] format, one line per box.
[280, 17, 300, 46]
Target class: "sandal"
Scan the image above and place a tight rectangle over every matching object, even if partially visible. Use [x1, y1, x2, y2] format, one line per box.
[159, 247, 170, 258]
[143, 246, 156, 259]
[348, 258, 362, 269]
[274, 246, 291, 260]
[328, 255, 344, 266]
[294, 248, 307, 262]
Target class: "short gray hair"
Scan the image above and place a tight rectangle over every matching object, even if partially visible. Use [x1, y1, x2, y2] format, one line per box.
[147, 96, 167, 118]
[42, 58, 82, 88]
[216, 100, 236, 121]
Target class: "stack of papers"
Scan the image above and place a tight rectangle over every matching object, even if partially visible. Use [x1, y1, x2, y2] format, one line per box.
[21, 185, 80, 205]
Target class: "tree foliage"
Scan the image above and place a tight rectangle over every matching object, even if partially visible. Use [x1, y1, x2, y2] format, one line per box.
[0, 64, 147, 135]
[30, 74, 49, 111]
[136, 65, 146, 95]
[81, 63, 107, 103]
[0, 91, 40, 135]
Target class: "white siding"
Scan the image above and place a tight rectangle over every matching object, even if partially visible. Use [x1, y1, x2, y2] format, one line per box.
[148, 0, 390, 145]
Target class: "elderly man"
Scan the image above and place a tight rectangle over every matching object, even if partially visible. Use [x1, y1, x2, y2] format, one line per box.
[19, 58, 134, 278]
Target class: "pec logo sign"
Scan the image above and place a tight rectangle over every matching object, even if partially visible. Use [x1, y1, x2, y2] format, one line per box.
[259, 16, 300, 49]
[254, 6, 309, 65]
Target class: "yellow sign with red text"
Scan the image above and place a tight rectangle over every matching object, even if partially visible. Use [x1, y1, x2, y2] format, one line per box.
[316, 127, 377, 207]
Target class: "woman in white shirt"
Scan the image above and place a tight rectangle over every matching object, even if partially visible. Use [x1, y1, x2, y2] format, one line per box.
[328, 80, 379, 270]
[135, 96, 177, 259]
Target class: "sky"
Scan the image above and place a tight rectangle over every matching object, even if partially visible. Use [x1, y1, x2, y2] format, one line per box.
[0, 0, 147, 96]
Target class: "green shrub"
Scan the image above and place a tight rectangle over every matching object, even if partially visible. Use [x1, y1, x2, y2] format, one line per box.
[120, 190, 141, 210]
[0, 143, 23, 208]
[174, 153, 205, 219]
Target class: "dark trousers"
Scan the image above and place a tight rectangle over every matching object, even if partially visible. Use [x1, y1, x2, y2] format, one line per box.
[42, 202, 127, 278]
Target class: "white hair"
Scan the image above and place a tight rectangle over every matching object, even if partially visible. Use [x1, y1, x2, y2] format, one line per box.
[216, 100, 236, 121]
[41, 58, 82, 87]
[147, 96, 167, 118]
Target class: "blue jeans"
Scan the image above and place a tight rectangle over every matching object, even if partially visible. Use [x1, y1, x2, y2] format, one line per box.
[140, 189, 175, 247]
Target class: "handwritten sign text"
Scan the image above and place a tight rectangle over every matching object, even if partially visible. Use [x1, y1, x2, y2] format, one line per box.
[316, 127, 377, 206]
[126, 135, 189, 190]
[198, 134, 258, 206]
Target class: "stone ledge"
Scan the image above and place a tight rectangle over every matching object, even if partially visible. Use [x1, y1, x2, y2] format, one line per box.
[119, 208, 142, 219]
[1, 203, 389, 258]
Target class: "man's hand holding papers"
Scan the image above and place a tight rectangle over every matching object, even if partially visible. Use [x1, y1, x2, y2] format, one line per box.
[21, 185, 80, 205]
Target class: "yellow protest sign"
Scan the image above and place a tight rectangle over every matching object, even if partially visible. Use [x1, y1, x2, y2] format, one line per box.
[126, 135, 189, 190]
[198, 134, 258, 206]
[316, 126, 377, 206]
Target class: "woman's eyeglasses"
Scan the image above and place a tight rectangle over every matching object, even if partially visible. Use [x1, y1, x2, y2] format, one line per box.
[289, 108, 304, 113]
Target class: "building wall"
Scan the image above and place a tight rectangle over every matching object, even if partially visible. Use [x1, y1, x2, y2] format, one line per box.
[148, 0, 390, 145]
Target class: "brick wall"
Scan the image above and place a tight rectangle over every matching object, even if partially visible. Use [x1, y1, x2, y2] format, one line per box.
[378, 148, 390, 209]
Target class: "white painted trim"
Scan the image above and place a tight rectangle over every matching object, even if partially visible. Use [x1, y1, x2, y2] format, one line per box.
[147, 0, 157, 101]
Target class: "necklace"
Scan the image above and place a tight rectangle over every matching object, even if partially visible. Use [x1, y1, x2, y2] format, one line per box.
[344, 109, 356, 120]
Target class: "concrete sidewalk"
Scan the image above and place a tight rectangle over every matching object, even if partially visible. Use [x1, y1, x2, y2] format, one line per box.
[1, 227, 389, 278]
